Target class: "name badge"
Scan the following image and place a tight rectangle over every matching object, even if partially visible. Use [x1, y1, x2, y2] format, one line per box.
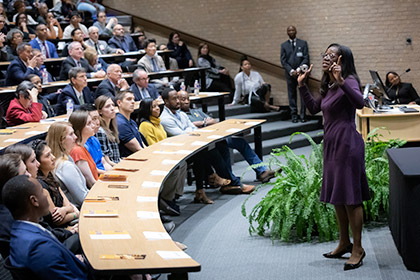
[296, 52, 303, 57]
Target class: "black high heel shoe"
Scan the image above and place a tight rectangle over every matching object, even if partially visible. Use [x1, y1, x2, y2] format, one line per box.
[323, 243, 353, 259]
[344, 250, 366, 271]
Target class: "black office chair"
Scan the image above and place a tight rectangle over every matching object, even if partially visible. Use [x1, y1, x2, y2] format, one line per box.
[0, 238, 10, 259]
[3, 256, 41, 280]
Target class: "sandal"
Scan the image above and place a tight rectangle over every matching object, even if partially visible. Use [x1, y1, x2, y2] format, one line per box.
[194, 189, 214, 204]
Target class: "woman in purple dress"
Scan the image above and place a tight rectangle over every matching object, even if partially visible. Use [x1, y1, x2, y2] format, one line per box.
[297, 43, 370, 271]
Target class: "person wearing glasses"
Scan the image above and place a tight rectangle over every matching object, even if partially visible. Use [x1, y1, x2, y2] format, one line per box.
[130, 69, 160, 101]
[280, 25, 309, 123]
[298, 43, 370, 271]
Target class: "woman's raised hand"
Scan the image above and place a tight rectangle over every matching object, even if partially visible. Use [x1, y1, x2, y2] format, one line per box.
[330, 55, 344, 84]
[297, 64, 313, 87]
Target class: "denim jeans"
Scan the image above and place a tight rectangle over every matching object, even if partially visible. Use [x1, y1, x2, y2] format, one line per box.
[226, 136, 267, 176]
[77, 2, 105, 20]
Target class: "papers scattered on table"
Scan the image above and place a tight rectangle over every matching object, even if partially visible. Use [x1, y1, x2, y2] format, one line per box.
[143, 231, 171, 240]
[0, 129, 15, 135]
[226, 128, 242, 133]
[24, 131, 44, 135]
[142, 181, 161, 188]
[100, 254, 146, 260]
[83, 210, 119, 217]
[161, 142, 183, 146]
[150, 170, 168, 176]
[137, 211, 160, 219]
[176, 150, 193, 155]
[153, 150, 176, 155]
[191, 141, 209, 146]
[156, 251, 191, 260]
[161, 159, 179, 165]
[199, 129, 215, 133]
[207, 135, 223, 139]
[137, 196, 158, 202]
[89, 231, 131, 240]
[84, 196, 119, 202]
[4, 138, 24, 143]
[245, 121, 260, 126]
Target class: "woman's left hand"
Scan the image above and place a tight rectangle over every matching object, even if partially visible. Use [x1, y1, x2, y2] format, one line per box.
[188, 60, 193, 67]
[330, 55, 344, 85]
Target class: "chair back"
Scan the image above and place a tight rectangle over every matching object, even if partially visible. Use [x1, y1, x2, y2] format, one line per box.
[0, 238, 10, 258]
[3, 256, 41, 280]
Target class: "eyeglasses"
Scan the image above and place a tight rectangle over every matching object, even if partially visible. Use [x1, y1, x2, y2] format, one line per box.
[139, 78, 149, 81]
[0, 20, 5, 23]
[321, 53, 336, 60]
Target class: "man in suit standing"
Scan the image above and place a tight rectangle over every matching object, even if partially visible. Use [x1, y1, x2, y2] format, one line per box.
[280, 25, 309, 123]
[130, 69, 160, 101]
[59, 42, 106, 80]
[95, 64, 130, 98]
[108, 24, 137, 53]
[58, 67, 95, 114]
[5, 43, 41, 86]
[2, 175, 87, 279]
[29, 24, 58, 59]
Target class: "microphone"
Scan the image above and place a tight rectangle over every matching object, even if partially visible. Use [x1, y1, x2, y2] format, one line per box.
[399, 68, 411, 78]
[386, 68, 411, 94]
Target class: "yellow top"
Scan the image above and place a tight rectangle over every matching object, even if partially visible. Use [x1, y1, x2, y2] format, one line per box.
[139, 116, 167, 145]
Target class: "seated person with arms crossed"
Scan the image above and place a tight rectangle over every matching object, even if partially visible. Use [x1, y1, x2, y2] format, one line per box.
[2, 175, 88, 279]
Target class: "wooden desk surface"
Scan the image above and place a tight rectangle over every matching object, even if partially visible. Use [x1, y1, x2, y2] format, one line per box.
[79, 118, 266, 274]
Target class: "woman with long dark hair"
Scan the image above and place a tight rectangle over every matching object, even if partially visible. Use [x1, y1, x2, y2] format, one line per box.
[385, 71, 420, 105]
[167, 31, 193, 69]
[297, 43, 370, 271]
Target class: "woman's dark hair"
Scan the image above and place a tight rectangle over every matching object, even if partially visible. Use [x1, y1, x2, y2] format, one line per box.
[197, 42, 209, 58]
[168, 31, 179, 43]
[385, 71, 400, 88]
[16, 12, 27, 25]
[238, 55, 249, 73]
[0, 153, 22, 201]
[3, 143, 33, 163]
[68, 109, 89, 144]
[138, 98, 154, 122]
[320, 43, 361, 96]
[15, 80, 36, 99]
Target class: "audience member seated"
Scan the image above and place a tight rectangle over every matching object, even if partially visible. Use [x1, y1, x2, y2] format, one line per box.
[2, 175, 88, 279]
[86, 25, 124, 55]
[36, 2, 49, 24]
[76, 0, 105, 22]
[115, 91, 146, 157]
[167, 31, 193, 69]
[231, 56, 281, 112]
[78, 104, 112, 173]
[179, 90, 277, 183]
[0, 30, 8, 61]
[138, 98, 185, 215]
[6, 80, 46, 126]
[12, 0, 38, 25]
[130, 69, 160, 101]
[133, 26, 147, 49]
[30, 23, 59, 58]
[138, 38, 170, 89]
[95, 63, 130, 98]
[5, 42, 41, 86]
[95, 95, 121, 165]
[0, 3, 10, 27]
[31, 48, 54, 83]
[27, 74, 57, 117]
[59, 42, 106, 80]
[61, 27, 89, 57]
[385, 71, 420, 105]
[160, 89, 255, 198]
[93, 11, 117, 39]
[84, 46, 108, 71]
[4, 29, 23, 61]
[15, 12, 36, 40]
[158, 43, 179, 70]
[0, 14, 8, 36]
[68, 109, 99, 189]
[58, 67, 95, 114]
[45, 12, 63, 40]
[63, 12, 88, 39]
[60, 0, 77, 20]
[197, 42, 232, 93]
[108, 24, 137, 53]
[3, 143, 40, 182]
[46, 121, 89, 208]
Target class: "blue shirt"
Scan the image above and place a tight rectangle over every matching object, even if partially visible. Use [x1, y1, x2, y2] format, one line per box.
[84, 136, 105, 170]
[116, 113, 146, 157]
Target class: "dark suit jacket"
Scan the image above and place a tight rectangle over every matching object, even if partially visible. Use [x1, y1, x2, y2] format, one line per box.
[5, 58, 41, 86]
[57, 84, 94, 115]
[9, 221, 87, 279]
[108, 35, 137, 52]
[130, 83, 160, 101]
[280, 38, 309, 74]
[29, 39, 59, 58]
[59, 56, 95, 81]
[95, 79, 118, 99]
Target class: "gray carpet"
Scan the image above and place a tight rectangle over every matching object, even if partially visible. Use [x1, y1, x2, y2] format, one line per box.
[170, 147, 420, 280]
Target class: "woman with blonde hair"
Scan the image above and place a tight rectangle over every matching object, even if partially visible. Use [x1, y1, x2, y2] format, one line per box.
[46, 122, 88, 208]
[95, 95, 121, 165]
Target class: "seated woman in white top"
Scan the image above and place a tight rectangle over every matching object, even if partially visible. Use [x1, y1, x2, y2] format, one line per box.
[230, 56, 280, 112]
[46, 122, 89, 208]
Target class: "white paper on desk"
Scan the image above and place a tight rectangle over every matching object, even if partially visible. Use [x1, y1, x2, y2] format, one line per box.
[199, 129, 215, 133]
[25, 131, 44, 135]
[150, 170, 169, 176]
[4, 138, 24, 143]
[226, 128, 242, 133]
[156, 250, 191, 260]
[203, 92, 220, 96]
[137, 211, 160, 219]
[142, 181, 161, 188]
[143, 231, 171, 240]
[153, 150, 176, 155]
[160, 142, 183, 146]
[40, 119, 57, 123]
[176, 150, 193, 155]
[162, 159, 179, 165]
[245, 121, 260, 126]
[191, 141, 209, 146]
[207, 135, 223, 139]
[137, 196, 158, 202]
[90, 233, 131, 240]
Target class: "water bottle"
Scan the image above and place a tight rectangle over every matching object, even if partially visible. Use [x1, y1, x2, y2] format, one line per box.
[42, 69, 48, 84]
[194, 80, 200, 95]
[66, 99, 73, 118]
[180, 81, 186, 91]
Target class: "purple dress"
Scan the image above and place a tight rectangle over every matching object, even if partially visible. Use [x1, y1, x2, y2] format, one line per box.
[300, 76, 370, 205]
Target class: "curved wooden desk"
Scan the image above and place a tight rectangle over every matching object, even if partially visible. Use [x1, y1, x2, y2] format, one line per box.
[79, 118, 265, 275]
